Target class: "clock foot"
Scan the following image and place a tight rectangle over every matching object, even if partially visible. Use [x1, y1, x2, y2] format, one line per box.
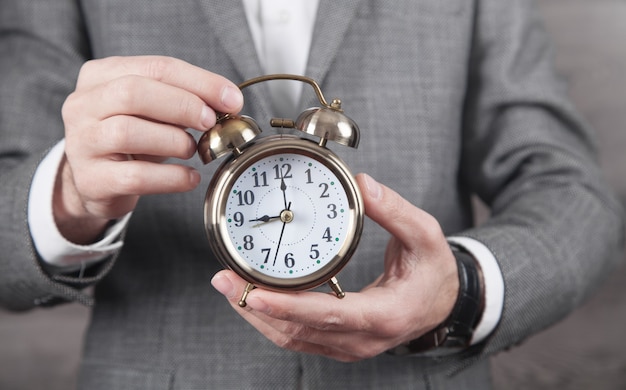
[328, 277, 346, 299]
[238, 283, 256, 307]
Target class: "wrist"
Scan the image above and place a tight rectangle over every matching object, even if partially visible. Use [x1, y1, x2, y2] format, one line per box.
[387, 245, 485, 356]
[53, 157, 110, 244]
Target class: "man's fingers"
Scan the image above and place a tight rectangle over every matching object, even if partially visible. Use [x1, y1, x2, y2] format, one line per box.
[211, 270, 408, 360]
[75, 56, 244, 115]
[81, 116, 196, 160]
[67, 56, 244, 132]
[78, 160, 201, 200]
[210, 270, 361, 331]
[65, 75, 222, 132]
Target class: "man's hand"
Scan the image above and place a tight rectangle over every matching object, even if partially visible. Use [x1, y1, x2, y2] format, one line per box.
[212, 173, 460, 362]
[56, 56, 244, 244]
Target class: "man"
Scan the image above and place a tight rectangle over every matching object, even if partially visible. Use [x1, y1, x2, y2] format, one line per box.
[1, 1, 623, 388]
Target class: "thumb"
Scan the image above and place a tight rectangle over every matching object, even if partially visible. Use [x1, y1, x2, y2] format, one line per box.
[355, 173, 443, 251]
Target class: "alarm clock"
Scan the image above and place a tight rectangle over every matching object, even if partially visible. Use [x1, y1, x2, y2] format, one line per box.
[198, 74, 363, 307]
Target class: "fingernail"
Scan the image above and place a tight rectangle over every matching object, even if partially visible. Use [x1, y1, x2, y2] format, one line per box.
[362, 174, 382, 200]
[189, 169, 201, 187]
[211, 273, 235, 299]
[201, 106, 216, 129]
[221, 85, 244, 111]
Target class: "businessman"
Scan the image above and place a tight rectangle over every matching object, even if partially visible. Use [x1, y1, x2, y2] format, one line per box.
[1, 1, 623, 388]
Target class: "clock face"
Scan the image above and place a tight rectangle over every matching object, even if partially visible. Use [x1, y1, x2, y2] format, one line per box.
[206, 138, 362, 291]
[226, 152, 351, 278]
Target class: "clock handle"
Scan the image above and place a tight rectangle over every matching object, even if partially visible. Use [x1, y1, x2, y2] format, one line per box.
[238, 74, 335, 109]
[198, 74, 361, 164]
[239, 74, 360, 149]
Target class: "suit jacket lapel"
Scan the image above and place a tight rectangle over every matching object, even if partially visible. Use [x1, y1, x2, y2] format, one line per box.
[198, 0, 261, 81]
[303, 0, 363, 106]
[198, 0, 272, 116]
[198, 0, 363, 115]
[306, 0, 363, 81]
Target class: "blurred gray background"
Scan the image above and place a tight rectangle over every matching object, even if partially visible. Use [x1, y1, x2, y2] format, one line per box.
[1, 0, 625, 389]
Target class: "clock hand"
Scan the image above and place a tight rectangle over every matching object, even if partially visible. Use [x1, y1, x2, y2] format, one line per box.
[249, 215, 280, 223]
[273, 201, 292, 266]
[250, 214, 281, 228]
[280, 170, 288, 209]
[273, 221, 287, 267]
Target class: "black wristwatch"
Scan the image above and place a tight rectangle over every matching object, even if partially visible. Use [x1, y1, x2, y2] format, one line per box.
[387, 245, 484, 356]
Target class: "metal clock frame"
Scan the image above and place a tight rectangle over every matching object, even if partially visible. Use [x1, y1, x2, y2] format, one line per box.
[204, 135, 364, 305]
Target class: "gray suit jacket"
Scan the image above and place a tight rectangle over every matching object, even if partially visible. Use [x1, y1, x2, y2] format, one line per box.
[1, 0, 623, 388]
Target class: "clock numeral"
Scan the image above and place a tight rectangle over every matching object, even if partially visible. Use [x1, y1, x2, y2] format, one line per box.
[309, 244, 320, 260]
[243, 235, 254, 250]
[284, 253, 295, 268]
[233, 212, 244, 227]
[253, 171, 268, 187]
[273, 163, 292, 180]
[319, 183, 330, 198]
[305, 169, 313, 184]
[327, 204, 337, 219]
[322, 227, 333, 243]
[261, 248, 271, 264]
[237, 190, 255, 206]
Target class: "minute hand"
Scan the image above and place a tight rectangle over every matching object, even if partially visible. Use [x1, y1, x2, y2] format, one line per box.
[273, 202, 292, 266]
[272, 222, 287, 267]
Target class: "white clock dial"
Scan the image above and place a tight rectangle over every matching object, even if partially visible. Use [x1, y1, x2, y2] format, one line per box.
[224, 153, 351, 279]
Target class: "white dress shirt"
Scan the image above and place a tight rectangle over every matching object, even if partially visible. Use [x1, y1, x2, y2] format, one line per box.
[28, 0, 503, 346]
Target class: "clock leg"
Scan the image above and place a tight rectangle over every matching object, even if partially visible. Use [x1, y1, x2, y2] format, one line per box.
[238, 283, 256, 307]
[327, 277, 346, 299]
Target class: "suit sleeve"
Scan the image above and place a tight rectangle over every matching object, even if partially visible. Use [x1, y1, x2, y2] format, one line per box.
[457, 0, 624, 359]
[0, 1, 114, 310]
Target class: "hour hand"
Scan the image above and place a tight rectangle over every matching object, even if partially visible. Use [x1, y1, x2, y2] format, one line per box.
[249, 214, 280, 227]
[280, 177, 288, 209]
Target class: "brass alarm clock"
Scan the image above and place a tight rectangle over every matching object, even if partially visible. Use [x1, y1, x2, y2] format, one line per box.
[198, 74, 363, 307]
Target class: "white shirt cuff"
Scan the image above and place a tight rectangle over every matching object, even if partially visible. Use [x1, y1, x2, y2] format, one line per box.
[28, 139, 130, 269]
[447, 236, 505, 345]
